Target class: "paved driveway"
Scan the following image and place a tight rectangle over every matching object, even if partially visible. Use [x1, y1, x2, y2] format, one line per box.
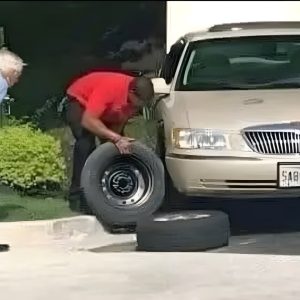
[2, 198, 300, 299]
[1, 243, 300, 300]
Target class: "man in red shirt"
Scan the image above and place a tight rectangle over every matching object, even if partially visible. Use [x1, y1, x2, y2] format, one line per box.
[64, 71, 154, 212]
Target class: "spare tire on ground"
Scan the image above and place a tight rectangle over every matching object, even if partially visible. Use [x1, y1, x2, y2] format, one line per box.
[136, 210, 230, 252]
[81, 141, 165, 230]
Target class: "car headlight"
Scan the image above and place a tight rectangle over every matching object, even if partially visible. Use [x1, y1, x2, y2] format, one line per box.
[172, 128, 251, 151]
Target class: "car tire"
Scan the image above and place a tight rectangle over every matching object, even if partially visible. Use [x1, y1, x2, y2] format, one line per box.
[136, 210, 230, 252]
[80, 141, 165, 228]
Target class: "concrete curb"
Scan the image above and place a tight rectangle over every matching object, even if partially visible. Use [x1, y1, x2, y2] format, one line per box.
[0, 215, 107, 246]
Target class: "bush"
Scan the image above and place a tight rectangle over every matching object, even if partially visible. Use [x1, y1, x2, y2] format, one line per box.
[0, 123, 66, 194]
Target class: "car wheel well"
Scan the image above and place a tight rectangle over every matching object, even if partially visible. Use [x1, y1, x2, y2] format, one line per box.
[155, 120, 166, 160]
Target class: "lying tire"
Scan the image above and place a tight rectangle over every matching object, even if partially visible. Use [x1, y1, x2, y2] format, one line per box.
[81, 141, 165, 228]
[136, 210, 230, 252]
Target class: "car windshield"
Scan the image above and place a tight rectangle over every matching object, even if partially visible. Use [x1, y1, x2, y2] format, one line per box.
[176, 35, 300, 91]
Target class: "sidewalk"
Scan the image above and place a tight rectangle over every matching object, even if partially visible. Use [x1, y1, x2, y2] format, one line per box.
[1, 247, 300, 300]
[0, 215, 136, 251]
[1, 216, 300, 299]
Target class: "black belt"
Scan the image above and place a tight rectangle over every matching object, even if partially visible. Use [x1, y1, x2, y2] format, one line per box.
[58, 94, 80, 113]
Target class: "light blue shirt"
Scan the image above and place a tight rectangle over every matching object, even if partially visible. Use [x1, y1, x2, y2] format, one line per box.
[0, 73, 8, 104]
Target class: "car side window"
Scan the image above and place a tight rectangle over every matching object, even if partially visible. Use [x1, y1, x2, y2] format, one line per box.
[161, 39, 186, 84]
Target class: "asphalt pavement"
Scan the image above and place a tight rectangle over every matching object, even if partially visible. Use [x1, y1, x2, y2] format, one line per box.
[2, 198, 300, 299]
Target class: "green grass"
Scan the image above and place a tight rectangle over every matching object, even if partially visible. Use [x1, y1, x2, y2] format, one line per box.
[0, 189, 78, 222]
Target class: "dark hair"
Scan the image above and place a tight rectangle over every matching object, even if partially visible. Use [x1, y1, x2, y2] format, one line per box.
[129, 76, 154, 103]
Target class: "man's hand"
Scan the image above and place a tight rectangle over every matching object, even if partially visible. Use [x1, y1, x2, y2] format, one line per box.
[115, 137, 135, 154]
[81, 111, 135, 154]
[81, 111, 124, 143]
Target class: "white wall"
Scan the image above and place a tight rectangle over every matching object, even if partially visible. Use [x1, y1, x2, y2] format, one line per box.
[167, 1, 300, 51]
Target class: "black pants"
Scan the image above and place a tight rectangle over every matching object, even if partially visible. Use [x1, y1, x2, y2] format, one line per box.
[64, 97, 96, 197]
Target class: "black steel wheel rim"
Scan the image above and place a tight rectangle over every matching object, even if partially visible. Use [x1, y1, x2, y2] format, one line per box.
[101, 156, 153, 209]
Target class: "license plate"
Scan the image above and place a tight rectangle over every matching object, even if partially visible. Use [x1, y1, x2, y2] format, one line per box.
[278, 163, 300, 188]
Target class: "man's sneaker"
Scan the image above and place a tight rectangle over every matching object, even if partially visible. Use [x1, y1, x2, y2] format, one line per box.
[79, 192, 93, 215]
[68, 190, 93, 215]
[68, 190, 81, 213]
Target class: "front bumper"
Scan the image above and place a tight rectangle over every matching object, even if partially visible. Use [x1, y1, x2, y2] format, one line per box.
[165, 154, 300, 199]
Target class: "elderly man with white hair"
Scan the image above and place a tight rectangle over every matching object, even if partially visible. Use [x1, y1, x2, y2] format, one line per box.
[0, 48, 25, 253]
[0, 48, 26, 103]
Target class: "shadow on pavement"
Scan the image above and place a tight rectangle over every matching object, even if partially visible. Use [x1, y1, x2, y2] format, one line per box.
[90, 197, 300, 256]
[184, 197, 300, 235]
[89, 242, 137, 253]
[212, 232, 300, 256]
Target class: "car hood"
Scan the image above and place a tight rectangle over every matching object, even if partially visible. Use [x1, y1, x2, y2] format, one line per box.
[177, 89, 300, 131]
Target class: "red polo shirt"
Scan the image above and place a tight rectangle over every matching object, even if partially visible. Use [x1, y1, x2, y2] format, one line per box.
[67, 72, 137, 125]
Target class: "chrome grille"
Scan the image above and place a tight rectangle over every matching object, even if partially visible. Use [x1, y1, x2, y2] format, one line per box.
[243, 129, 300, 154]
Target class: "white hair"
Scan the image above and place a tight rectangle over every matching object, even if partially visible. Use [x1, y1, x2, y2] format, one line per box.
[0, 48, 26, 73]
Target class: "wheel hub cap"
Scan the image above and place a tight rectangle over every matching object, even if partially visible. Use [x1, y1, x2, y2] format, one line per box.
[101, 159, 151, 208]
[110, 170, 135, 197]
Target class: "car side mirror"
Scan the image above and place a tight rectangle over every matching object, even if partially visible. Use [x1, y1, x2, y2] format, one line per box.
[151, 78, 171, 95]
[143, 78, 170, 121]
